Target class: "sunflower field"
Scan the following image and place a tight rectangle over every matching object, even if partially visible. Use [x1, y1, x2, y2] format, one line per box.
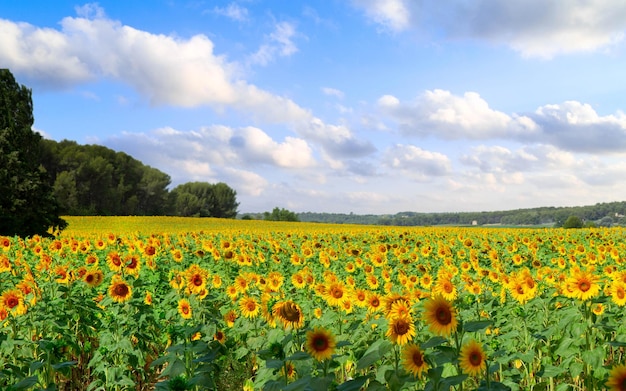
[1, 216, 626, 391]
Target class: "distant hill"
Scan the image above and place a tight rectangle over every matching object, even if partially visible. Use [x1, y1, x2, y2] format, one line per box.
[292, 202, 626, 227]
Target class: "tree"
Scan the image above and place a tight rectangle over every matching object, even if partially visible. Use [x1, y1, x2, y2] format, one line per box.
[264, 207, 300, 222]
[0, 69, 67, 236]
[169, 182, 239, 218]
[562, 215, 583, 229]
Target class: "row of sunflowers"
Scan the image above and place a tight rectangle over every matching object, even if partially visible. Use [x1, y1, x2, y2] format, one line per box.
[1, 217, 626, 390]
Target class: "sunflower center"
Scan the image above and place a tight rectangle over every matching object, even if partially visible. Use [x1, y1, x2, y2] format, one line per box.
[578, 280, 591, 292]
[114, 283, 129, 297]
[85, 274, 94, 283]
[443, 282, 453, 293]
[280, 302, 301, 322]
[516, 285, 525, 295]
[6, 296, 19, 308]
[393, 319, 411, 335]
[469, 352, 482, 366]
[246, 302, 256, 311]
[435, 307, 452, 325]
[331, 287, 343, 299]
[412, 351, 424, 366]
[617, 288, 625, 299]
[182, 305, 190, 314]
[313, 336, 329, 351]
[192, 275, 203, 286]
[371, 298, 380, 307]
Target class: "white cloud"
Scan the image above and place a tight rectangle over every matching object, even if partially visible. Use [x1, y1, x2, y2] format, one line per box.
[379, 90, 626, 153]
[378, 89, 537, 140]
[322, 87, 345, 99]
[212, 3, 249, 22]
[351, 0, 626, 57]
[248, 21, 299, 66]
[383, 144, 452, 180]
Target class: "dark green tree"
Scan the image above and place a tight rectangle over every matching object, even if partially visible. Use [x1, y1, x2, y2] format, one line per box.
[169, 182, 239, 218]
[0, 69, 67, 236]
[562, 215, 583, 229]
[263, 207, 300, 222]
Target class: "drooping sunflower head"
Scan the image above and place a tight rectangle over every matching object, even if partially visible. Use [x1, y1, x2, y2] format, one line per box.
[305, 327, 336, 361]
[459, 339, 487, 377]
[273, 300, 304, 330]
[83, 269, 104, 287]
[402, 343, 429, 378]
[423, 295, 458, 337]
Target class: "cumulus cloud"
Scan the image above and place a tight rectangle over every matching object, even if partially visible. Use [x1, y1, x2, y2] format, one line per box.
[378, 90, 537, 140]
[531, 101, 626, 152]
[107, 125, 316, 171]
[383, 144, 452, 180]
[351, 0, 626, 57]
[379, 90, 626, 153]
[459, 144, 576, 173]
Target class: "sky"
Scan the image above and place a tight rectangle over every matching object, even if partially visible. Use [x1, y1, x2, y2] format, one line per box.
[2, 1, 626, 215]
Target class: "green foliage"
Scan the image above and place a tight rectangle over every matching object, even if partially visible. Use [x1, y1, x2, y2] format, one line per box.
[40, 139, 172, 216]
[562, 215, 583, 229]
[169, 182, 239, 218]
[264, 207, 300, 222]
[0, 69, 67, 237]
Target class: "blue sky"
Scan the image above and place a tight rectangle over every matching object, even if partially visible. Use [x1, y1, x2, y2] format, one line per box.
[2, 1, 626, 214]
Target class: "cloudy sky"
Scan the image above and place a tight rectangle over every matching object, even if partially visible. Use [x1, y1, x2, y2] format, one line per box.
[2, 1, 626, 214]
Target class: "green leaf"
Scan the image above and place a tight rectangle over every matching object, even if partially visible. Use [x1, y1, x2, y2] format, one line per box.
[581, 347, 603, 369]
[463, 320, 493, 332]
[421, 336, 447, 349]
[356, 339, 392, 370]
[441, 375, 468, 388]
[52, 360, 78, 370]
[286, 351, 311, 361]
[159, 358, 186, 379]
[8, 376, 39, 391]
[538, 365, 566, 378]
[337, 376, 369, 391]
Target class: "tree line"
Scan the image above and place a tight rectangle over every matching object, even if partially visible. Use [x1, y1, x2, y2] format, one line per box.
[39, 139, 239, 218]
[298, 202, 626, 227]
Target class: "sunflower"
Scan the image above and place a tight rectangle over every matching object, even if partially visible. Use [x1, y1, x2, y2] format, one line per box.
[566, 268, 601, 301]
[434, 276, 457, 301]
[367, 292, 383, 313]
[402, 344, 429, 378]
[273, 300, 304, 330]
[186, 264, 208, 295]
[107, 252, 123, 273]
[144, 291, 153, 305]
[108, 277, 133, 303]
[239, 296, 260, 319]
[1, 289, 27, 316]
[386, 315, 416, 345]
[423, 295, 458, 337]
[459, 339, 487, 377]
[214, 330, 226, 344]
[606, 363, 626, 391]
[305, 327, 336, 361]
[224, 310, 237, 327]
[178, 298, 192, 319]
[386, 299, 412, 320]
[611, 281, 626, 307]
[325, 282, 348, 307]
[83, 269, 104, 287]
[123, 254, 141, 277]
[0, 255, 11, 273]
